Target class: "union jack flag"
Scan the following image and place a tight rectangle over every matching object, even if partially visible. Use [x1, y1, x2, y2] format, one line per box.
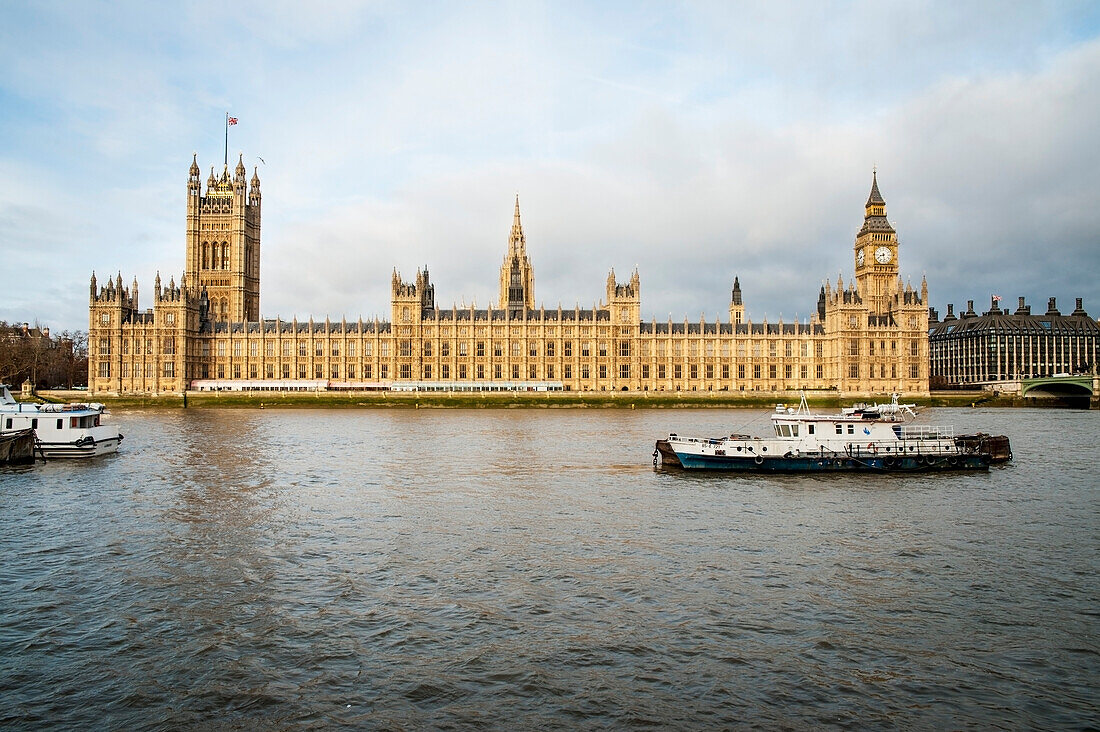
[227, 116, 238, 125]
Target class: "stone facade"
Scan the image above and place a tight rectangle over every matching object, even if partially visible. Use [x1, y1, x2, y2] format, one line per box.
[88, 160, 930, 396]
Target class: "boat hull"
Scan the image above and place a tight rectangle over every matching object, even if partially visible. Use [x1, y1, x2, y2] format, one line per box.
[0, 429, 37, 465]
[37, 435, 121, 459]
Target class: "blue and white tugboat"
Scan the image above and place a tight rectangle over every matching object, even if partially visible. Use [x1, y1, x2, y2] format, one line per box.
[654, 394, 1011, 472]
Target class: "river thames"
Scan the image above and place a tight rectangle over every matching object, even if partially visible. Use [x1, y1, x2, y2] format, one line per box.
[1, 407, 1097, 729]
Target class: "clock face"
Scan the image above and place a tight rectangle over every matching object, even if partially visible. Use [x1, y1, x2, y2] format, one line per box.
[874, 246, 892, 264]
[857, 249, 865, 266]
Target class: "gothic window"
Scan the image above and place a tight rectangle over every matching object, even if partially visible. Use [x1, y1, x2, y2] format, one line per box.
[299, 342, 307, 357]
[402, 307, 411, 323]
[512, 364, 519, 379]
[315, 342, 324, 357]
[620, 364, 630, 379]
[440, 342, 449, 357]
[546, 342, 555, 357]
[475, 342, 484, 357]
[221, 243, 229, 270]
[202, 242, 209, 269]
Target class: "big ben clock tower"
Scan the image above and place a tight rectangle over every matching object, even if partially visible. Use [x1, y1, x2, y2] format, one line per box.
[853, 170, 898, 315]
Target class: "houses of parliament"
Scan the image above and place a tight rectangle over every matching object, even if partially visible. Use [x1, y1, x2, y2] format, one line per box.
[87, 154, 930, 396]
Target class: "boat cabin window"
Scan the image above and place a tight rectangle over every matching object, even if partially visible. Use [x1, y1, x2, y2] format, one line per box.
[835, 423, 843, 435]
[4, 418, 10, 430]
[31, 418, 37, 429]
[808, 424, 814, 435]
[776, 424, 800, 437]
[57, 418, 63, 430]
[847, 424, 855, 435]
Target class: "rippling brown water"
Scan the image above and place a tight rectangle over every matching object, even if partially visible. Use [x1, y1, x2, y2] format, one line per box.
[2, 407, 1097, 729]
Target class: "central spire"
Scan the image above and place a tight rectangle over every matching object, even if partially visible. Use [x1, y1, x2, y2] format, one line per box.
[509, 194, 526, 254]
[500, 194, 534, 315]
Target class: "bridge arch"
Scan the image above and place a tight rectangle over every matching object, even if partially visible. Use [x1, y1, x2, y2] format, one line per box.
[1021, 376, 1094, 398]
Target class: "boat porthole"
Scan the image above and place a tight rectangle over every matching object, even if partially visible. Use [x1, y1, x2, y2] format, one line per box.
[736, 446, 742, 452]
[762, 447, 767, 452]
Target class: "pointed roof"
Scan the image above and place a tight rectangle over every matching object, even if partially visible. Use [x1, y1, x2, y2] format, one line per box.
[858, 169, 895, 237]
[866, 169, 885, 207]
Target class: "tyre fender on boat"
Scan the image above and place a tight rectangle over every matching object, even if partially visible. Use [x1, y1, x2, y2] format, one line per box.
[754, 455, 764, 465]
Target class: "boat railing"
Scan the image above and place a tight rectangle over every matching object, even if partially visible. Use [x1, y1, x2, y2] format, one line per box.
[37, 403, 99, 413]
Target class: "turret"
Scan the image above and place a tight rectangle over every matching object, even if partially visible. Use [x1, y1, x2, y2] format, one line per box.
[729, 276, 745, 324]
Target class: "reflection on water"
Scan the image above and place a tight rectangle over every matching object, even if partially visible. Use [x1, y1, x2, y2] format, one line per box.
[1, 407, 1097, 729]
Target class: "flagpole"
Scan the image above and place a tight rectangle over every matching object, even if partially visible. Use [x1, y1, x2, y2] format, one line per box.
[224, 112, 229, 167]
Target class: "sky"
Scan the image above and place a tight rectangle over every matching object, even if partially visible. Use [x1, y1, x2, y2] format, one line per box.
[2, 1, 1099, 333]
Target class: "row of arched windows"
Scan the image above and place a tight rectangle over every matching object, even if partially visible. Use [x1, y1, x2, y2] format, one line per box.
[201, 242, 230, 270]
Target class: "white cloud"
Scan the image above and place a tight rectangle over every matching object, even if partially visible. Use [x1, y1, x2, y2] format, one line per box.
[1, 2, 1098, 330]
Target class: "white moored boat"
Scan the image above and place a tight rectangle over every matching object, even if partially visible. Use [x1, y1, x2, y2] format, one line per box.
[654, 393, 1011, 472]
[0, 385, 123, 459]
